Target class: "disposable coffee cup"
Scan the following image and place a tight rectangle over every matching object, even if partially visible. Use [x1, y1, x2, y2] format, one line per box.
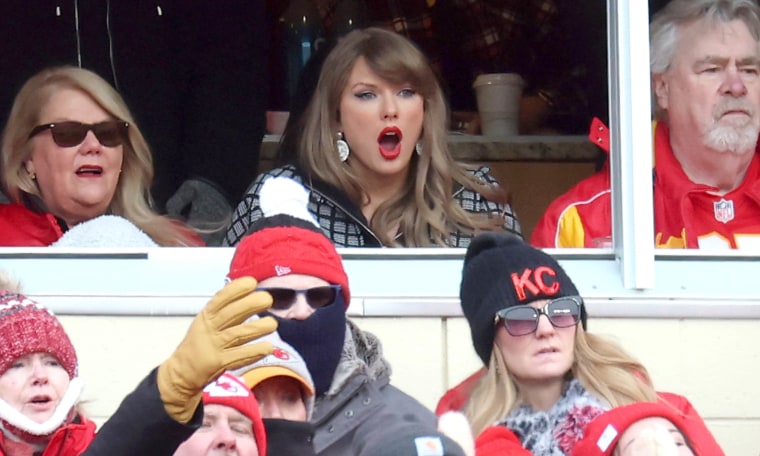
[473, 73, 524, 137]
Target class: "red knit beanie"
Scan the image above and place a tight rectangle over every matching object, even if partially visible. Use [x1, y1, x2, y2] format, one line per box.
[571, 402, 694, 455]
[227, 177, 350, 308]
[202, 373, 267, 456]
[0, 291, 78, 378]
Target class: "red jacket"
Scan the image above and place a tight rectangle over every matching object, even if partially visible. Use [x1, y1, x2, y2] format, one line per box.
[0, 203, 204, 247]
[0, 203, 64, 246]
[531, 121, 760, 248]
[436, 370, 724, 456]
[0, 417, 96, 456]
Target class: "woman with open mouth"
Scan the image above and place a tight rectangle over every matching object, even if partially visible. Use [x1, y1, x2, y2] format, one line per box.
[226, 27, 522, 248]
[0, 66, 200, 247]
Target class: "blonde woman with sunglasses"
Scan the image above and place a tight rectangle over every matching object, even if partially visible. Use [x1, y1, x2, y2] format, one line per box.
[0, 66, 200, 246]
[438, 233, 723, 455]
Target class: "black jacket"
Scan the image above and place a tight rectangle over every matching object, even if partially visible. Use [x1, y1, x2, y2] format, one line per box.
[83, 367, 200, 455]
[225, 164, 522, 247]
[264, 419, 317, 456]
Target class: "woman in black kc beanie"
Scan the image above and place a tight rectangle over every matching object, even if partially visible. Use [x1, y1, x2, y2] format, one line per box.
[451, 233, 663, 454]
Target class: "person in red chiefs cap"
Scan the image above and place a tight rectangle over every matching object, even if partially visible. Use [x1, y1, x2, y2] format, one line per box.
[571, 402, 698, 455]
[227, 177, 462, 456]
[173, 373, 267, 456]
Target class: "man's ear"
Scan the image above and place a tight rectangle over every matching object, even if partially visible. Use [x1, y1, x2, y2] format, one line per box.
[652, 73, 670, 111]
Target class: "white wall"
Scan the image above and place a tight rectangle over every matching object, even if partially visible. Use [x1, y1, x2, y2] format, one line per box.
[61, 314, 760, 456]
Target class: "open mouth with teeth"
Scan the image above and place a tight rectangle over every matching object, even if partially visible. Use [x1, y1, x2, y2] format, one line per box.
[378, 127, 402, 160]
[537, 347, 559, 355]
[75, 165, 103, 176]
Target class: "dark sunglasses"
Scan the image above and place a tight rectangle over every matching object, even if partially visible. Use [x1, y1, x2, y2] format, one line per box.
[28, 120, 129, 148]
[494, 296, 582, 336]
[257, 285, 341, 311]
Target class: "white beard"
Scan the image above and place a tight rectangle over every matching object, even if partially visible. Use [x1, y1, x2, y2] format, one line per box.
[703, 122, 758, 154]
[703, 97, 759, 154]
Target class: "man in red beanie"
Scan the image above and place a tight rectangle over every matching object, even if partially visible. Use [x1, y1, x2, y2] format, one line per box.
[227, 177, 463, 456]
[174, 373, 267, 456]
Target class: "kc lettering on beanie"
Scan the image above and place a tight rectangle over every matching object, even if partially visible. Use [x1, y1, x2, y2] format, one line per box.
[227, 177, 350, 307]
[203, 373, 267, 456]
[459, 233, 587, 365]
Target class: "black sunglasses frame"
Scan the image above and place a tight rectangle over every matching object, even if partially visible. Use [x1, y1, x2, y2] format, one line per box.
[257, 285, 342, 311]
[494, 296, 583, 336]
[27, 120, 130, 148]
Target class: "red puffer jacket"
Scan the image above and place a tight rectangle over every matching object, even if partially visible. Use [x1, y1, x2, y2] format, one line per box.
[0, 203, 63, 246]
[0, 417, 96, 456]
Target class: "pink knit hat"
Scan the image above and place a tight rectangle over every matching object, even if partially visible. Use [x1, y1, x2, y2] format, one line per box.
[0, 291, 82, 443]
[0, 291, 77, 378]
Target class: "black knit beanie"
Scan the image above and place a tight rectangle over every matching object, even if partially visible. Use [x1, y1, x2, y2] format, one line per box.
[460, 233, 587, 365]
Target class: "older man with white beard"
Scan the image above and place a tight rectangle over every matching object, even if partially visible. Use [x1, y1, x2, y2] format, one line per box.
[531, 0, 760, 249]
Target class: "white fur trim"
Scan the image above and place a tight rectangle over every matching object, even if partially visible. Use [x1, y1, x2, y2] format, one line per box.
[259, 177, 320, 228]
[438, 412, 475, 456]
[51, 215, 158, 247]
[0, 377, 83, 436]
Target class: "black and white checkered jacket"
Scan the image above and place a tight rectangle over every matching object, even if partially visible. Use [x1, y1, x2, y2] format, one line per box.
[224, 164, 521, 247]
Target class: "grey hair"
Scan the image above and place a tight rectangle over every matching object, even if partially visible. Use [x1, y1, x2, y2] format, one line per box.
[650, 0, 760, 74]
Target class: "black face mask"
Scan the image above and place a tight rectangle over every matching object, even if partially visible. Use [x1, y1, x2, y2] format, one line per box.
[270, 294, 346, 396]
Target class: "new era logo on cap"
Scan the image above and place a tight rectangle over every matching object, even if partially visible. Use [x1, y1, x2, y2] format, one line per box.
[413, 436, 445, 456]
[596, 424, 619, 451]
[274, 264, 292, 276]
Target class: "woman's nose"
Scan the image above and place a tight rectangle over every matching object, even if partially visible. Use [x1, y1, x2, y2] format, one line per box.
[79, 130, 103, 153]
[534, 314, 556, 336]
[31, 361, 49, 384]
[381, 95, 399, 120]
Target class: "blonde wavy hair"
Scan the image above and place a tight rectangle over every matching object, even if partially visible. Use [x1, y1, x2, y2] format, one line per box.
[465, 327, 658, 436]
[297, 27, 508, 246]
[0, 66, 196, 246]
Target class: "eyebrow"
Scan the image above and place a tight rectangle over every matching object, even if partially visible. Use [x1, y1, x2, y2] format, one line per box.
[694, 55, 760, 67]
[350, 82, 378, 90]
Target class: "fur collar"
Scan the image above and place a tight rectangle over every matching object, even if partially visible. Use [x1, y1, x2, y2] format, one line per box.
[324, 319, 391, 396]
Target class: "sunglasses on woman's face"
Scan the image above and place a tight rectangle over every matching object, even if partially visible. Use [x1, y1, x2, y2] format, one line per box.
[494, 296, 583, 336]
[256, 285, 341, 311]
[27, 120, 129, 148]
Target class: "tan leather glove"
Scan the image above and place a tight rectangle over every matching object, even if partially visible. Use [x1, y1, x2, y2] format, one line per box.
[157, 277, 278, 423]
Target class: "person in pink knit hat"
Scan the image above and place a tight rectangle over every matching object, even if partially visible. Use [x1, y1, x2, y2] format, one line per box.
[0, 270, 277, 456]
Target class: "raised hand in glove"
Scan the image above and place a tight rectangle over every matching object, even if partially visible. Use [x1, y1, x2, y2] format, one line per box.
[157, 277, 278, 423]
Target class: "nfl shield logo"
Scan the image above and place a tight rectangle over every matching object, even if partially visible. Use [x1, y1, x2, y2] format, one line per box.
[713, 199, 735, 224]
